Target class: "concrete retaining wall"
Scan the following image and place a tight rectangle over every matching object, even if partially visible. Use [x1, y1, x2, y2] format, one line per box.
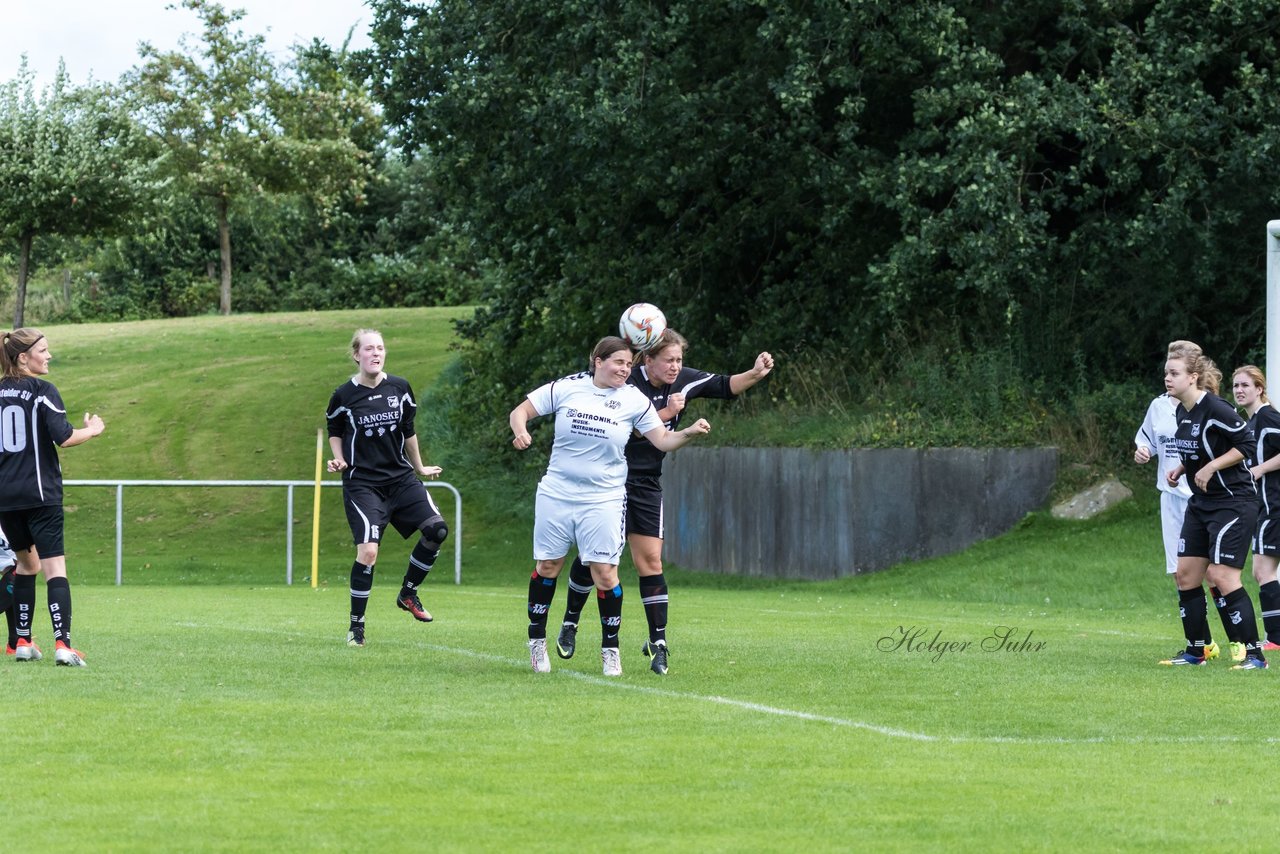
[662, 447, 1058, 580]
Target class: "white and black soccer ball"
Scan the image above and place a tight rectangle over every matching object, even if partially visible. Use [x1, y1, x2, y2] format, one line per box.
[618, 303, 667, 351]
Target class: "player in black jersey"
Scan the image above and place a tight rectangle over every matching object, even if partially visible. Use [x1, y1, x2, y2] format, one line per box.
[1159, 342, 1266, 669]
[555, 328, 774, 674]
[1232, 365, 1280, 650]
[326, 329, 447, 648]
[0, 328, 105, 667]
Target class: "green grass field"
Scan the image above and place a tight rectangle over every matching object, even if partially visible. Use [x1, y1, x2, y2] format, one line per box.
[6, 311, 1279, 851]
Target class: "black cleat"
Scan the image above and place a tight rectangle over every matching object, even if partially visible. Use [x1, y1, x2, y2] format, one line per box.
[346, 625, 365, 647]
[646, 640, 669, 675]
[556, 622, 577, 659]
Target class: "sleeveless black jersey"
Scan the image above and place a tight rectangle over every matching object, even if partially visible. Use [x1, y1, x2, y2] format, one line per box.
[1174, 392, 1256, 503]
[624, 364, 735, 478]
[0, 377, 76, 510]
[326, 374, 419, 484]
[1247, 403, 1280, 516]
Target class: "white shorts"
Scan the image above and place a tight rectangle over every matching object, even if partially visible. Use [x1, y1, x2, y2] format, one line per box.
[533, 490, 626, 565]
[1160, 491, 1189, 574]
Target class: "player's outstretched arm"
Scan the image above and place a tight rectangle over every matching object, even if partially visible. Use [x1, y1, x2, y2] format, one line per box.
[510, 399, 539, 450]
[729, 351, 775, 395]
[60, 413, 105, 448]
[404, 434, 442, 479]
[644, 418, 711, 453]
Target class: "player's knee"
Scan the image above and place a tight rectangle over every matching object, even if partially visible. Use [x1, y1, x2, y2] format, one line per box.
[419, 516, 448, 548]
[569, 558, 592, 587]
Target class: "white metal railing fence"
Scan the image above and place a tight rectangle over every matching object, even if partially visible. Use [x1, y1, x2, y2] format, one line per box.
[64, 479, 462, 586]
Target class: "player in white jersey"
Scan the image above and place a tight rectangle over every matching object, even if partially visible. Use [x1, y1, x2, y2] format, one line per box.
[0, 328, 105, 666]
[555, 327, 773, 675]
[1134, 392, 1194, 575]
[509, 336, 711, 676]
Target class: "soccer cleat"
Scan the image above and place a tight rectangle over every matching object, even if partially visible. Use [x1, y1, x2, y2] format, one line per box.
[1231, 656, 1269, 671]
[1230, 642, 1247, 663]
[647, 639, 669, 676]
[556, 622, 577, 659]
[1203, 641, 1221, 661]
[529, 638, 551, 673]
[54, 640, 86, 667]
[346, 626, 365, 647]
[1159, 651, 1206, 666]
[1262, 640, 1280, 652]
[641, 639, 671, 658]
[14, 638, 42, 662]
[601, 646, 622, 677]
[396, 591, 433, 623]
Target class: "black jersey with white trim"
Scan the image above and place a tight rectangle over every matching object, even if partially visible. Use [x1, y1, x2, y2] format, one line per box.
[0, 377, 76, 510]
[1174, 392, 1256, 502]
[624, 365, 735, 477]
[326, 374, 419, 484]
[1247, 403, 1280, 515]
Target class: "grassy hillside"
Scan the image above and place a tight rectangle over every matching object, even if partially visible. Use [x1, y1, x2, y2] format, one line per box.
[39, 308, 469, 585]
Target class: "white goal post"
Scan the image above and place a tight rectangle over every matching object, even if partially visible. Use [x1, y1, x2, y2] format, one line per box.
[1268, 220, 1280, 387]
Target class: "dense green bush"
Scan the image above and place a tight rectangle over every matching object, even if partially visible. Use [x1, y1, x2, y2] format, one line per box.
[368, 0, 1280, 450]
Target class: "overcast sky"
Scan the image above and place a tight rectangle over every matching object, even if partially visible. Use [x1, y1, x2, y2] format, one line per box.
[1, 0, 376, 88]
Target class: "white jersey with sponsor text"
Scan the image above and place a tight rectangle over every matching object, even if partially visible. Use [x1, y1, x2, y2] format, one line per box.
[527, 372, 662, 502]
[1135, 394, 1193, 499]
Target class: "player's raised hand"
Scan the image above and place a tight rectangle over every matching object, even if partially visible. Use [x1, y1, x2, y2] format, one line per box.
[685, 418, 711, 436]
[327, 458, 349, 473]
[512, 431, 532, 450]
[667, 392, 686, 415]
[84, 413, 105, 436]
[754, 352, 775, 377]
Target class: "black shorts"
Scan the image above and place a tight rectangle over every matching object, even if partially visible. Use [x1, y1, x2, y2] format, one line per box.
[625, 475, 664, 539]
[342, 475, 441, 545]
[1179, 499, 1257, 568]
[1255, 510, 1280, 558]
[0, 506, 66, 559]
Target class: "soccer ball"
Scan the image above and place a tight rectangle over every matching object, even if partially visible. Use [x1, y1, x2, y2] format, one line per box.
[619, 303, 667, 351]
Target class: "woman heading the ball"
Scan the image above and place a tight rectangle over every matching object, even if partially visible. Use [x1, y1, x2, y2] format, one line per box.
[0, 328, 105, 666]
[554, 327, 774, 675]
[1232, 364, 1280, 651]
[326, 328, 447, 648]
[1160, 341, 1266, 669]
[510, 336, 711, 676]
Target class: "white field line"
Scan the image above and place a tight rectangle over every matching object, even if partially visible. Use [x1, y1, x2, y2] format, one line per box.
[166, 619, 1244, 744]
[421, 642, 1280, 746]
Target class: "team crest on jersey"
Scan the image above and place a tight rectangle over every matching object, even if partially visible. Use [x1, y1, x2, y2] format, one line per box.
[1190, 424, 1201, 438]
[388, 395, 399, 409]
[605, 399, 621, 410]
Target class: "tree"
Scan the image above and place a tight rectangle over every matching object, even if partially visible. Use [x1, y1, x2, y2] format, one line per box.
[128, 0, 375, 314]
[0, 60, 147, 326]
[367, 0, 1280, 437]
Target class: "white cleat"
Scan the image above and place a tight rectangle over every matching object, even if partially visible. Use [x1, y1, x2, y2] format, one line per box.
[14, 639, 42, 661]
[601, 646, 622, 677]
[529, 638, 551, 673]
[54, 642, 87, 667]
